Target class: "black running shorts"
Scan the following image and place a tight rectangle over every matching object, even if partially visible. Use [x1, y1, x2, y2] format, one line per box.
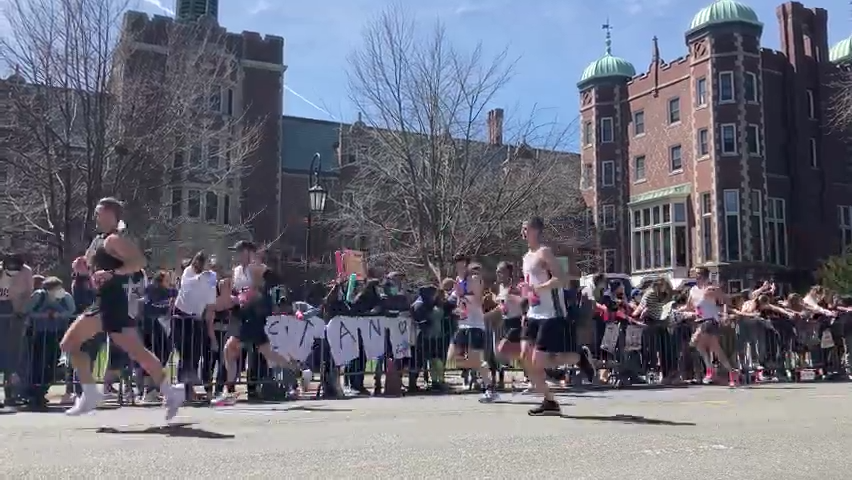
[502, 317, 523, 343]
[451, 327, 487, 351]
[697, 318, 721, 335]
[237, 317, 270, 347]
[85, 278, 134, 333]
[522, 316, 575, 353]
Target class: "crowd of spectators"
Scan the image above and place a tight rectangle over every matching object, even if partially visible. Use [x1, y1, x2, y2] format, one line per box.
[2, 250, 852, 410]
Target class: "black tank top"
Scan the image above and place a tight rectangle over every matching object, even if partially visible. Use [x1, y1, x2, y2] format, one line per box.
[87, 230, 127, 294]
[89, 231, 125, 271]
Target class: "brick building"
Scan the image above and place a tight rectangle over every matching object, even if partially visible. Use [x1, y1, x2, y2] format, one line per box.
[120, 9, 284, 267]
[578, 0, 852, 291]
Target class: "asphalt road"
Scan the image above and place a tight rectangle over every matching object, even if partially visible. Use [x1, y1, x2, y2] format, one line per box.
[1, 383, 850, 479]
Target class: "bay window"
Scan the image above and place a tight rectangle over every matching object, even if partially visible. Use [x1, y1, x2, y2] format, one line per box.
[630, 201, 689, 272]
[767, 197, 787, 265]
[724, 189, 740, 262]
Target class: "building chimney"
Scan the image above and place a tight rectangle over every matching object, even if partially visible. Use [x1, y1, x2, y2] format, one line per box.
[487, 108, 504, 145]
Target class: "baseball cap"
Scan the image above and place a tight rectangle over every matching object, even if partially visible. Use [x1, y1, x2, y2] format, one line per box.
[228, 240, 257, 252]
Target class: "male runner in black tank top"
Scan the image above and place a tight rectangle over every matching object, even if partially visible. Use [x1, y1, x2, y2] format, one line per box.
[59, 197, 185, 420]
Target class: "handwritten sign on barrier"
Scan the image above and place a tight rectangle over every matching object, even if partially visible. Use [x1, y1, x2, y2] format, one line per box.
[264, 314, 415, 365]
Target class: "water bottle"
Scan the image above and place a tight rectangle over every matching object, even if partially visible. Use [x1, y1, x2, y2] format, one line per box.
[345, 273, 357, 302]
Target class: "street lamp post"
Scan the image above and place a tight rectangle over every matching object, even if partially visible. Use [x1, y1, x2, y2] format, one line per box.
[305, 153, 328, 273]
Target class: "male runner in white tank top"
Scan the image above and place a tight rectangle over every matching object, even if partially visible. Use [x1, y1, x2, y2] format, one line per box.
[445, 254, 497, 402]
[686, 266, 736, 387]
[520, 216, 581, 416]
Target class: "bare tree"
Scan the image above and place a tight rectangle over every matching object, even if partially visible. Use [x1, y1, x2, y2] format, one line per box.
[0, 0, 262, 272]
[329, 7, 589, 280]
[827, 66, 852, 133]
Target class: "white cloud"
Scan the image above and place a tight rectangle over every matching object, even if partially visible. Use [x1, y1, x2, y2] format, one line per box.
[141, 0, 174, 16]
[249, 0, 271, 16]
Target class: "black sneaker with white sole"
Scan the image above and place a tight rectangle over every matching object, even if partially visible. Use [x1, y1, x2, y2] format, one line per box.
[528, 399, 561, 416]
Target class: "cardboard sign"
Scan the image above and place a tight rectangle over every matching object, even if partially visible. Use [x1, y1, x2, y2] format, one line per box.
[337, 249, 367, 280]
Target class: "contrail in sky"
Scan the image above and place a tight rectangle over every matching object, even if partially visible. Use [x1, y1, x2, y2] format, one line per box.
[285, 84, 335, 119]
[139, 1, 334, 120]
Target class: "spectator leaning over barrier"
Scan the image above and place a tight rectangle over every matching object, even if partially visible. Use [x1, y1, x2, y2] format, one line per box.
[0, 253, 33, 407]
[25, 276, 75, 409]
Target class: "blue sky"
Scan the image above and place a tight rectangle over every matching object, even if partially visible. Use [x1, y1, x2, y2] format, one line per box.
[139, 0, 847, 126]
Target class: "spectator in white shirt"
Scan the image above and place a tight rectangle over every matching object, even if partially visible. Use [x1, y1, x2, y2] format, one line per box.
[172, 251, 217, 400]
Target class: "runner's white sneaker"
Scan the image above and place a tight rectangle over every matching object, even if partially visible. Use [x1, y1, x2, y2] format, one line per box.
[211, 392, 238, 407]
[140, 390, 161, 405]
[162, 383, 186, 422]
[65, 388, 102, 416]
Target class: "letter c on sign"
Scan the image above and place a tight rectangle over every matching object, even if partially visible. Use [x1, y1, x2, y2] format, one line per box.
[267, 319, 280, 336]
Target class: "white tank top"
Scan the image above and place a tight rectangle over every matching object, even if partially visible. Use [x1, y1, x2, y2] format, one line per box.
[232, 265, 252, 291]
[522, 250, 562, 319]
[0, 274, 12, 301]
[690, 285, 720, 320]
[497, 284, 524, 318]
[456, 276, 485, 329]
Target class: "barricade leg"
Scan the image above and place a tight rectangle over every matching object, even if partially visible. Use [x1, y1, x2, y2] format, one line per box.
[28, 329, 62, 408]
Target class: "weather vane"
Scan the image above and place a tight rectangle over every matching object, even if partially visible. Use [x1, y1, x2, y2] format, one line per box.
[602, 18, 613, 55]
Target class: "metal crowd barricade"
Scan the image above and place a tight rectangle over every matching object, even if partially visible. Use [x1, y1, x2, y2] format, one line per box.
[5, 307, 852, 410]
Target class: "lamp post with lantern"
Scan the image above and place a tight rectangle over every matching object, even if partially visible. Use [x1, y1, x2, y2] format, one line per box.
[305, 152, 328, 273]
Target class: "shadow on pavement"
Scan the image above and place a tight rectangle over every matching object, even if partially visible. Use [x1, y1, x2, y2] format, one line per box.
[221, 404, 353, 413]
[92, 422, 235, 439]
[494, 400, 577, 407]
[560, 414, 696, 426]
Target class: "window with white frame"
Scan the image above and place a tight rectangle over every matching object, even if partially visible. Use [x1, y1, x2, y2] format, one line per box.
[581, 163, 593, 189]
[173, 151, 185, 169]
[224, 88, 234, 116]
[744, 72, 757, 102]
[697, 128, 709, 157]
[695, 77, 707, 107]
[633, 110, 645, 136]
[187, 189, 201, 219]
[601, 160, 615, 187]
[668, 97, 681, 124]
[806, 89, 815, 119]
[205, 191, 219, 223]
[838, 205, 852, 252]
[600, 117, 614, 143]
[223, 194, 231, 225]
[809, 138, 818, 168]
[207, 140, 220, 169]
[746, 125, 761, 155]
[721, 124, 737, 154]
[630, 201, 689, 271]
[602, 204, 616, 230]
[701, 192, 713, 262]
[723, 189, 741, 262]
[751, 189, 764, 262]
[727, 279, 744, 294]
[170, 189, 183, 219]
[583, 121, 593, 146]
[670, 145, 683, 172]
[634, 155, 646, 182]
[189, 145, 202, 168]
[603, 249, 616, 273]
[209, 87, 222, 112]
[719, 71, 734, 102]
[767, 197, 787, 265]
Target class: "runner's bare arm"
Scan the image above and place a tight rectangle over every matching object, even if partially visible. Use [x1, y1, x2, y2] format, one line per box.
[104, 234, 146, 274]
[534, 246, 563, 291]
[470, 274, 484, 304]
